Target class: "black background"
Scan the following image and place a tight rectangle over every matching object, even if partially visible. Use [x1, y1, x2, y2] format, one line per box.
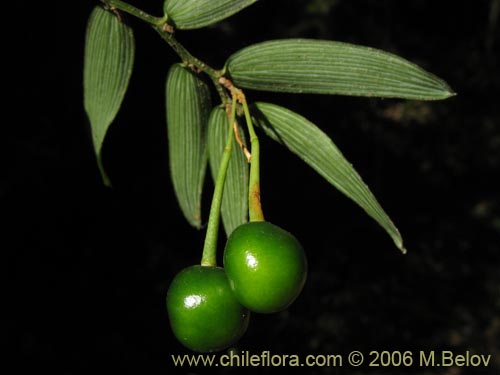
[9, 0, 500, 374]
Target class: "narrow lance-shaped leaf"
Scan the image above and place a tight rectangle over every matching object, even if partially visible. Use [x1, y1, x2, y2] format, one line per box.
[166, 64, 211, 228]
[226, 39, 454, 100]
[252, 102, 406, 253]
[208, 107, 249, 236]
[84, 6, 135, 185]
[164, 0, 258, 30]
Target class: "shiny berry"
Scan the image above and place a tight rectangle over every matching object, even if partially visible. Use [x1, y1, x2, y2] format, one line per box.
[166, 265, 250, 352]
[224, 221, 307, 313]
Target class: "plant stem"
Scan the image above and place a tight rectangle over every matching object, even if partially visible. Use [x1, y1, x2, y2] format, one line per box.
[100, 0, 166, 25]
[153, 27, 221, 79]
[100, 0, 227, 102]
[153, 26, 227, 102]
[242, 100, 265, 222]
[201, 97, 237, 267]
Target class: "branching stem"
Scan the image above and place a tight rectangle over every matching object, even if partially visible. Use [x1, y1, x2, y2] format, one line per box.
[100, 0, 228, 104]
[100, 0, 166, 25]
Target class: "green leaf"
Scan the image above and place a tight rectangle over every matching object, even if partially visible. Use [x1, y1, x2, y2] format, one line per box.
[166, 64, 211, 228]
[164, 0, 258, 29]
[84, 6, 135, 186]
[251, 102, 406, 253]
[226, 39, 454, 100]
[207, 107, 249, 236]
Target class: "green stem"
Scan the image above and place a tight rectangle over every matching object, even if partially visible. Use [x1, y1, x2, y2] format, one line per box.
[100, 0, 227, 102]
[100, 0, 166, 25]
[153, 27, 222, 80]
[242, 101, 265, 222]
[201, 97, 237, 267]
[153, 26, 226, 103]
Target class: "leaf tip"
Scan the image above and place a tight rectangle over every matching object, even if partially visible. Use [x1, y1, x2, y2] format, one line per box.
[436, 80, 456, 100]
[391, 229, 406, 254]
[446, 90, 458, 98]
[102, 175, 113, 188]
[97, 153, 113, 187]
[188, 214, 203, 230]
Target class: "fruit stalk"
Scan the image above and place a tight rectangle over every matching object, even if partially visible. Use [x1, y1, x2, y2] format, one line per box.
[242, 100, 265, 222]
[201, 96, 237, 266]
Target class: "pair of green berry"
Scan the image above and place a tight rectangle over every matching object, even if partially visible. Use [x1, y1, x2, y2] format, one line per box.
[167, 221, 307, 352]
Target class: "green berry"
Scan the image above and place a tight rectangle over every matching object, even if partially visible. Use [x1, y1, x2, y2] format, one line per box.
[223, 221, 307, 313]
[166, 265, 250, 352]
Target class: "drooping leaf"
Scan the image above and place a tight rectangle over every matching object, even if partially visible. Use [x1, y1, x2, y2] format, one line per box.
[164, 0, 258, 29]
[226, 39, 454, 100]
[166, 64, 211, 228]
[207, 107, 249, 236]
[252, 102, 406, 253]
[84, 6, 135, 186]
